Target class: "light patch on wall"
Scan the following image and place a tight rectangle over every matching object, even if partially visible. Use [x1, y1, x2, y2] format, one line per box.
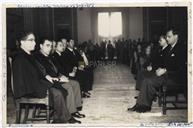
[110, 12, 122, 37]
[98, 12, 110, 37]
[98, 12, 122, 38]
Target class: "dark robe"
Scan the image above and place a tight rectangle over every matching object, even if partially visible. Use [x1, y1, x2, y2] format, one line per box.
[33, 51, 68, 96]
[136, 54, 153, 90]
[136, 42, 187, 107]
[12, 49, 71, 123]
[12, 49, 49, 99]
[34, 51, 60, 78]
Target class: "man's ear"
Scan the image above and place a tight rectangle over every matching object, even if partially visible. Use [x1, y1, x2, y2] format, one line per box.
[174, 34, 178, 40]
[20, 40, 24, 46]
[40, 44, 43, 49]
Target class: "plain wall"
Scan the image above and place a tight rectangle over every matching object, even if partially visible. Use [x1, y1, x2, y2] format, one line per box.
[77, 8, 92, 43]
[128, 8, 143, 40]
[77, 7, 144, 43]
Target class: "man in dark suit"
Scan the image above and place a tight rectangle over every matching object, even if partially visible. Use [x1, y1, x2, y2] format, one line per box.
[128, 28, 187, 113]
[52, 40, 68, 76]
[62, 39, 93, 97]
[100, 40, 106, 60]
[12, 31, 78, 123]
[34, 39, 84, 121]
[107, 40, 115, 61]
[152, 35, 171, 71]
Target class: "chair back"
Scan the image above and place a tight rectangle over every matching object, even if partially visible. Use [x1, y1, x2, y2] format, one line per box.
[8, 57, 15, 97]
[9, 56, 49, 101]
[8, 57, 20, 108]
[8, 57, 50, 123]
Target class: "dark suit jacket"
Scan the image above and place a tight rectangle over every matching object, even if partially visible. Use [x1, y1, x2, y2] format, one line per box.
[107, 43, 114, 53]
[33, 51, 60, 78]
[12, 49, 50, 99]
[33, 51, 68, 96]
[165, 42, 187, 83]
[62, 48, 81, 76]
[152, 45, 170, 70]
[51, 52, 68, 76]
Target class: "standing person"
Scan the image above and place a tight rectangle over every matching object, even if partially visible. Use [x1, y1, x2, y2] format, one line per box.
[100, 40, 106, 60]
[128, 28, 187, 113]
[94, 42, 100, 63]
[12, 31, 77, 123]
[107, 40, 115, 61]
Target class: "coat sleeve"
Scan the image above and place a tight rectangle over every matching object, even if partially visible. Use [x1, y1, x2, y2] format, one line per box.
[12, 56, 36, 98]
[62, 52, 74, 75]
[12, 56, 26, 98]
[33, 53, 50, 79]
[166, 45, 187, 83]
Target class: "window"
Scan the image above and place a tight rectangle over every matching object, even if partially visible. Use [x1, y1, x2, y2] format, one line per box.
[98, 12, 122, 38]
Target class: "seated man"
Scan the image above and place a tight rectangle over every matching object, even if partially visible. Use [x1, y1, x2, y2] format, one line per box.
[62, 39, 93, 97]
[52, 40, 69, 77]
[33, 38, 85, 120]
[12, 31, 78, 123]
[128, 28, 187, 113]
[52, 40, 84, 112]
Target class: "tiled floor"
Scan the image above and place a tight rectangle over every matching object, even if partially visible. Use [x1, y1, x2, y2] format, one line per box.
[7, 63, 187, 125]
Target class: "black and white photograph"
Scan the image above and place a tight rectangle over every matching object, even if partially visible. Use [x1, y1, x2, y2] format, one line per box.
[1, 0, 192, 127]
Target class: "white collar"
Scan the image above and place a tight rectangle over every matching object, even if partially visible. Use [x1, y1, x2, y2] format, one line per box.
[56, 51, 61, 56]
[68, 47, 73, 52]
[40, 50, 48, 57]
[171, 41, 177, 49]
[162, 45, 168, 50]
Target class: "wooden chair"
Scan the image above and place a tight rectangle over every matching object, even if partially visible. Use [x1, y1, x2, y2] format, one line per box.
[158, 80, 187, 115]
[9, 57, 50, 123]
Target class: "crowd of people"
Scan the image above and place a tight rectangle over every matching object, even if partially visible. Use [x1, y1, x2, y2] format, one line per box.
[8, 27, 187, 123]
[76, 38, 149, 67]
